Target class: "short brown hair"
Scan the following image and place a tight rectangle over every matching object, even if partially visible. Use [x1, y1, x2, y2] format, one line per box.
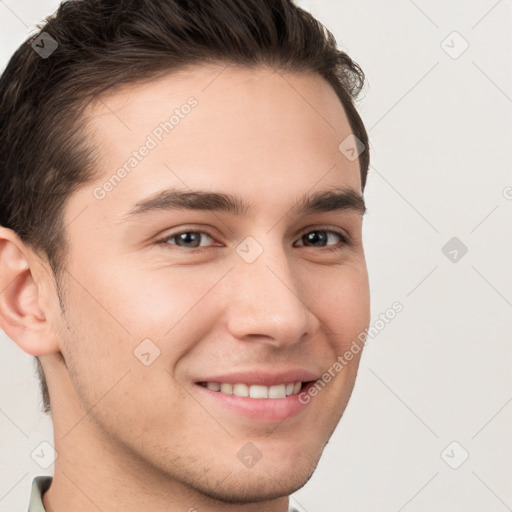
[0, 0, 369, 415]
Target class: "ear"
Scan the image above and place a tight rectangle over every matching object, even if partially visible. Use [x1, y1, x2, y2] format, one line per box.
[0, 226, 60, 356]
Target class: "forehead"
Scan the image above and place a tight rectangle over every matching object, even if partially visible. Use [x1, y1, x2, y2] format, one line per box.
[87, 63, 347, 129]
[70, 64, 361, 224]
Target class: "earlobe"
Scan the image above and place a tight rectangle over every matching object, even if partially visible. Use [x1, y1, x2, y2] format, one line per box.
[0, 227, 58, 356]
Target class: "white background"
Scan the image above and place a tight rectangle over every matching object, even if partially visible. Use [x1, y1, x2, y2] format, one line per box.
[1, 1, 511, 511]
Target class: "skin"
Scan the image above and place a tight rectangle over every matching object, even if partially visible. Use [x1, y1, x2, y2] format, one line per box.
[0, 64, 370, 512]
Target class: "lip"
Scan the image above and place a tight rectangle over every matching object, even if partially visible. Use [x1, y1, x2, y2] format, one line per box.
[195, 369, 319, 387]
[193, 369, 319, 422]
[195, 382, 317, 422]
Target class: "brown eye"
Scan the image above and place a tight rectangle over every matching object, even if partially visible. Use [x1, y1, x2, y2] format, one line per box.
[161, 231, 216, 249]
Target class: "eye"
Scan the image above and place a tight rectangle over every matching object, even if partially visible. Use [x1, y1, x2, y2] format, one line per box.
[294, 228, 349, 252]
[158, 230, 217, 249]
[156, 227, 350, 252]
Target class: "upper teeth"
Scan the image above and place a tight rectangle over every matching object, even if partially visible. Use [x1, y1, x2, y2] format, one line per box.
[203, 381, 302, 399]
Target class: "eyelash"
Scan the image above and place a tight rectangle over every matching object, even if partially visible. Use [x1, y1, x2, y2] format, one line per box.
[155, 226, 350, 253]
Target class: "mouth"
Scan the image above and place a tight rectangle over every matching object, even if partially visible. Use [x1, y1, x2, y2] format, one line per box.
[194, 377, 317, 422]
[197, 380, 306, 399]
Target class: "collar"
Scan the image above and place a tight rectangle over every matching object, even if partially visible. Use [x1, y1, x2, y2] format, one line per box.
[27, 476, 52, 512]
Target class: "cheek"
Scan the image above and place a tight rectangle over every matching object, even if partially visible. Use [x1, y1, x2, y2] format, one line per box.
[59, 263, 226, 401]
[68, 255, 223, 349]
[60, 297, 131, 408]
[100, 262, 228, 339]
[59, 280, 192, 434]
[312, 263, 370, 340]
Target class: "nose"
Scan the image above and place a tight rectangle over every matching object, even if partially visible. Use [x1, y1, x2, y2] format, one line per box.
[224, 242, 319, 348]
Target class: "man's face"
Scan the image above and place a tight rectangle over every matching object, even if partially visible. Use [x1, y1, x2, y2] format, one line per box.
[51, 64, 370, 501]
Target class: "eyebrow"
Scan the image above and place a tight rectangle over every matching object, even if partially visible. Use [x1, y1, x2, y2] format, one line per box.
[123, 186, 366, 220]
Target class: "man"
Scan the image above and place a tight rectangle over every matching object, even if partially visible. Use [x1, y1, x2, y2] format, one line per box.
[0, 1, 370, 511]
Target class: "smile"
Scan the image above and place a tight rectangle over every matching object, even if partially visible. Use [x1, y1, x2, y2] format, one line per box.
[197, 381, 303, 399]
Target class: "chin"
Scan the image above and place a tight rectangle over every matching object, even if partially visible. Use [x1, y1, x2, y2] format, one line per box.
[191, 459, 319, 504]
